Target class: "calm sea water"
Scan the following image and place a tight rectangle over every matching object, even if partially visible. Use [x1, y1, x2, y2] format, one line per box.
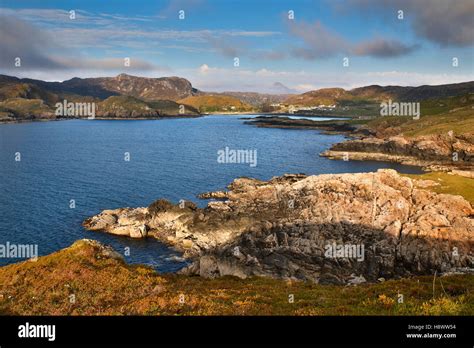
[0, 115, 422, 271]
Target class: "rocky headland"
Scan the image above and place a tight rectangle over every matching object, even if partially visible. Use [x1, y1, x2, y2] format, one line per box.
[245, 104, 474, 176]
[321, 133, 474, 175]
[243, 116, 361, 133]
[83, 169, 474, 285]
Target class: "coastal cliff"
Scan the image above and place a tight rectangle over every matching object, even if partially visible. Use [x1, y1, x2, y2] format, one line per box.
[83, 169, 474, 285]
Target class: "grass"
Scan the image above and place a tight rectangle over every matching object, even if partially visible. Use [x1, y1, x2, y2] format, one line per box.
[419, 93, 474, 116]
[178, 95, 254, 113]
[0, 98, 54, 118]
[359, 106, 474, 138]
[402, 172, 474, 204]
[401, 108, 474, 138]
[0, 240, 472, 316]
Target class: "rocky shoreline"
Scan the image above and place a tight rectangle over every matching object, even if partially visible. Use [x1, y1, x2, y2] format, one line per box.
[321, 134, 474, 175]
[243, 116, 362, 134]
[83, 169, 474, 285]
[245, 115, 474, 175]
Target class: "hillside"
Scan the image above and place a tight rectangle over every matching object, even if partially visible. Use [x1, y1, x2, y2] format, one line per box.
[0, 98, 55, 122]
[358, 96, 474, 138]
[0, 239, 472, 315]
[284, 81, 474, 107]
[178, 94, 254, 113]
[1, 74, 473, 121]
[97, 96, 200, 118]
[0, 74, 201, 121]
[217, 91, 290, 107]
[285, 88, 349, 106]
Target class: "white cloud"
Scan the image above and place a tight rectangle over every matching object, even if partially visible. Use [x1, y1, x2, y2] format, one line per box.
[199, 64, 210, 74]
[180, 65, 474, 93]
[294, 84, 318, 92]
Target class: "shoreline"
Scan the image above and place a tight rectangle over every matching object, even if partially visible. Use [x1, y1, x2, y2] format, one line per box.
[0, 111, 358, 124]
[244, 115, 474, 175]
[82, 169, 474, 285]
[0, 114, 203, 124]
[2, 114, 473, 281]
[1, 114, 473, 315]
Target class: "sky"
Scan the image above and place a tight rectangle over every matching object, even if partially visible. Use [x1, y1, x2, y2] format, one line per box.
[0, 0, 473, 93]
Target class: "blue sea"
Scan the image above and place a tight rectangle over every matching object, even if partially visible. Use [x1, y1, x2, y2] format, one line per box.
[0, 115, 422, 271]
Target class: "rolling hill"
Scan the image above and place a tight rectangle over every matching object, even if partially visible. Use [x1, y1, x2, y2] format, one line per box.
[178, 95, 254, 113]
[285, 81, 474, 107]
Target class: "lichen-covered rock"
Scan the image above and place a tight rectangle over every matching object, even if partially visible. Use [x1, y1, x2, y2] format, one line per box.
[83, 169, 474, 283]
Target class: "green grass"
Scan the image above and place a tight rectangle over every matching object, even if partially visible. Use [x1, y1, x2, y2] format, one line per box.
[0, 98, 54, 118]
[362, 106, 474, 137]
[420, 93, 474, 115]
[402, 172, 474, 204]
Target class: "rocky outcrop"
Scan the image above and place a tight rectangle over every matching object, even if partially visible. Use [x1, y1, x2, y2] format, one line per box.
[83, 170, 474, 284]
[322, 134, 474, 172]
[244, 116, 361, 133]
[197, 191, 228, 199]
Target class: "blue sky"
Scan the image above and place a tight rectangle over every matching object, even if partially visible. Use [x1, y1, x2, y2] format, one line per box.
[0, 0, 473, 92]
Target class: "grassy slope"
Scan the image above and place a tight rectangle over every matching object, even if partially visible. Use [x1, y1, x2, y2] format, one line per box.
[0, 98, 55, 119]
[364, 107, 474, 138]
[147, 100, 199, 116]
[0, 240, 472, 315]
[402, 172, 474, 204]
[178, 95, 254, 113]
[98, 96, 200, 117]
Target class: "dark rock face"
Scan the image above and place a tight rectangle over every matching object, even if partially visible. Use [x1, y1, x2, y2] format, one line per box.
[244, 116, 359, 132]
[64, 74, 196, 101]
[193, 222, 400, 284]
[84, 170, 474, 284]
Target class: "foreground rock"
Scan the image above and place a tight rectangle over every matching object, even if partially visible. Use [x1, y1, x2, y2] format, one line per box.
[83, 170, 474, 284]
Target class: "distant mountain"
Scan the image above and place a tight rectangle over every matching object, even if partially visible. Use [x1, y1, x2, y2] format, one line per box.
[351, 82, 474, 101]
[0, 75, 61, 105]
[0, 73, 200, 121]
[285, 88, 348, 106]
[15, 73, 197, 101]
[1, 73, 473, 122]
[285, 81, 474, 106]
